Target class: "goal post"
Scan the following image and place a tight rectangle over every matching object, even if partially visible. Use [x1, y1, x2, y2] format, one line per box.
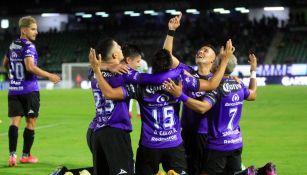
[61, 63, 90, 89]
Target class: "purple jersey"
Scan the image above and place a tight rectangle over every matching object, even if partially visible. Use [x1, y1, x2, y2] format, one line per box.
[123, 72, 200, 149]
[204, 78, 250, 151]
[7, 38, 39, 95]
[181, 69, 213, 134]
[89, 67, 183, 132]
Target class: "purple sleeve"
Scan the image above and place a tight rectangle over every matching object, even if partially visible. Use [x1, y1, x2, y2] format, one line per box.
[242, 83, 250, 100]
[182, 74, 200, 92]
[123, 83, 140, 100]
[203, 90, 218, 106]
[22, 44, 36, 59]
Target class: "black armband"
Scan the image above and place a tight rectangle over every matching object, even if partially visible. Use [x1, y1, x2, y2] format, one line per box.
[167, 30, 175, 37]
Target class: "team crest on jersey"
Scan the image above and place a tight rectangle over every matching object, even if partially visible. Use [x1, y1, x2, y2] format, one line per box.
[232, 94, 240, 102]
[157, 94, 170, 103]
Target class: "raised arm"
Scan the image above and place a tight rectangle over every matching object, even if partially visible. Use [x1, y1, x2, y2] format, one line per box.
[89, 48, 125, 100]
[199, 39, 235, 91]
[246, 54, 257, 101]
[163, 79, 212, 114]
[163, 13, 182, 68]
[24, 57, 61, 83]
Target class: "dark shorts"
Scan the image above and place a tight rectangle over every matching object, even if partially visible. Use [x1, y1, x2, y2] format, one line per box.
[203, 148, 242, 175]
[135, 144, 188, 175]
[182, 130, 208, 175]
[8, 91, 40, 118]
[91, 127, 134, 175]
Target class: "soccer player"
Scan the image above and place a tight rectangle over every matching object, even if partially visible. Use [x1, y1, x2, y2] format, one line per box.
[88, 36, 234, 174]
[2, 16, 61, 167]
[122, 44, 146, 118]
[163, 54, 261, 175]
[87, 39, 184, 175]
[163, 13, 223, 175]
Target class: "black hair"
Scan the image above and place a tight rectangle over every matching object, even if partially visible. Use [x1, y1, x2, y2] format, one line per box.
[151, 49, 173, 73]
[95, 38, 114, 61]
[122, 44, 143, 61]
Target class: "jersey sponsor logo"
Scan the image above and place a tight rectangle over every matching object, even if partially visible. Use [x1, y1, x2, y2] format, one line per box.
[223, 137, 242, 144]
[145, 85, 164, 94]
[102, 71, 115, 78]
[223, 83, 242, 93]
[117, 169, 127, 174]
[9, 43, 22, 50]
[157, 94, 170, 103]
[232, 94, 240, 102]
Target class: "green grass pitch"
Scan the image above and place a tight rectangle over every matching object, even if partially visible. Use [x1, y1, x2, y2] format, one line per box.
[0, 86, 306, 174]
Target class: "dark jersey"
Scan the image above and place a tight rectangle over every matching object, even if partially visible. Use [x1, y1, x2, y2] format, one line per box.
[7, 38, 39, 95]
[179, 63, 213, 134]
[123, 72, 200, 148]
[204, 78, 250, 151]
[89, 67, 183, 132]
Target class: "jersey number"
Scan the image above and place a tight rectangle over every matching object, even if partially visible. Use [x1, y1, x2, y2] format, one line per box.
[10, 62, 25, 80]
[227, 107, 238, 130]
[93, 92, 115, 114]
[152, 106, 175, 130]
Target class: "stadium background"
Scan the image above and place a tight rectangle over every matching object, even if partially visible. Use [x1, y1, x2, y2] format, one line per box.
[0, 0, 307, 174]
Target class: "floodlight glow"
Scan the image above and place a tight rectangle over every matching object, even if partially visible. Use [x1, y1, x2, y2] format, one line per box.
[192, 11, 200, 15]
[130, 13, 141, 17]
[124, 11, 134, 15]
[82, 14, 92, 18]
[235, 7, 246, 11]
[75, 12, 85, 16]
[150, 12, 159, 16]
[166, 9, 177, 13]
[1, 19, 9, 29]
[101, 14, 109, 18]
[171, 11, 181, 15]
[95, 12, 106, 15]
[186, 9, 198, 13]
[240, 9, 250, 13]
[264, 7, 284, 11]
[41, 13, 60, 17]
[213, 8, 224, 12]
[220, 10, 230, 14]
[144, 10, 155, 14]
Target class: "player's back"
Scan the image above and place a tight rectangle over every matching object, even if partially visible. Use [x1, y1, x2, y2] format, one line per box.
[7, 38, 39, 95]
[89, 70, 133, 132]
[205, 78, 250, 151]
[129, 72, 199, 149]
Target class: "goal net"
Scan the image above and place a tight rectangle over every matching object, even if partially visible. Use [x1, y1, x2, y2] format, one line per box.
[61, 63, 90, 89]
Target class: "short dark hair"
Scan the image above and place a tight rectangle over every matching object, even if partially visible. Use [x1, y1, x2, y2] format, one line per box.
[202, 43, 217, 55]
[151, 49, 173, 73]
[95, 38, 114, 61]
[122, 44, 143, 61]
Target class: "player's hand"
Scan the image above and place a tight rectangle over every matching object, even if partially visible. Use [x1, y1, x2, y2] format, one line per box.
[229, 76, 241, 84]
[168, 12, 182, 31]
[163, 78, 182, 98]
[219, 39, 235, 62]
[248, 54, 257, 71]
[48, 73, 61, 84]
[108, 64, 129, 75]
[88, 48, 101, 71]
